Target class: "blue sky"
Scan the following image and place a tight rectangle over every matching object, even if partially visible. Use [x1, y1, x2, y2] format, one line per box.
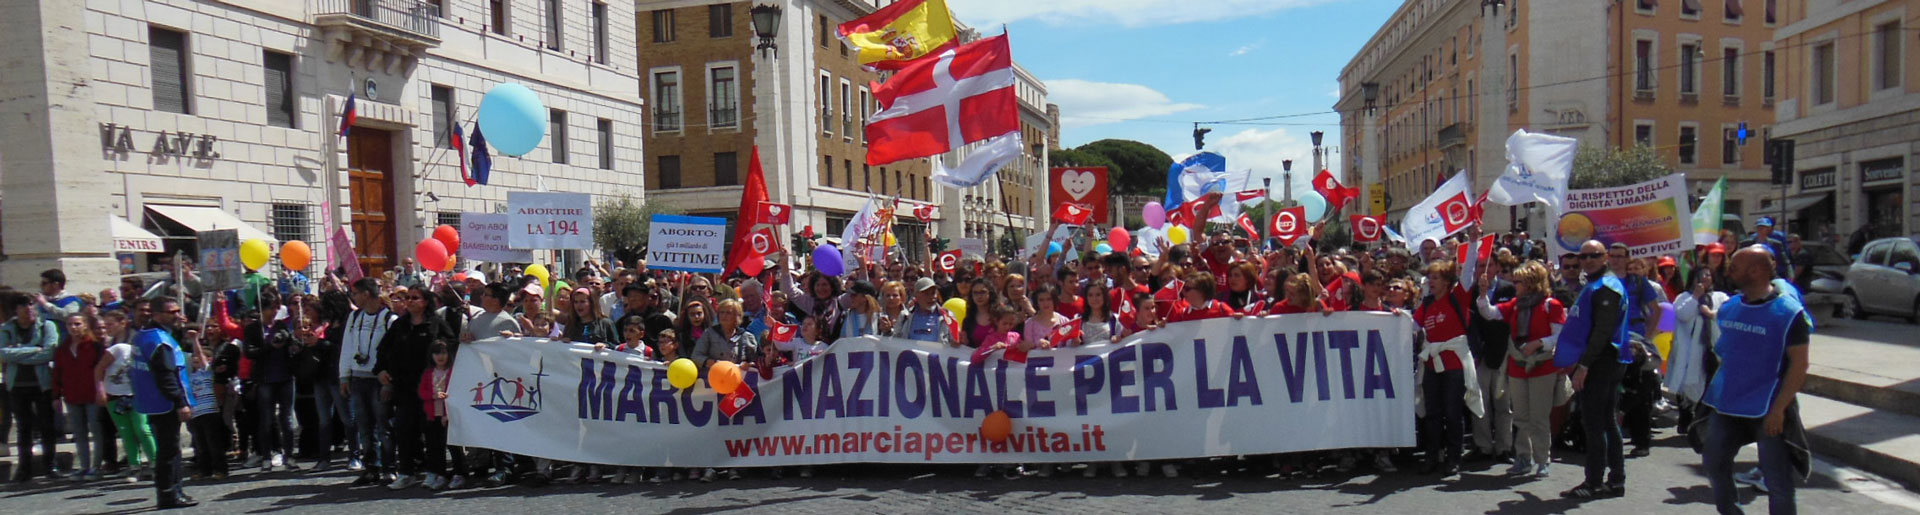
[948, 0, 1401, 196]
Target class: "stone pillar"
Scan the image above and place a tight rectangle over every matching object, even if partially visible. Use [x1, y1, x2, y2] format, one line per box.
[0, 0, 120, 292]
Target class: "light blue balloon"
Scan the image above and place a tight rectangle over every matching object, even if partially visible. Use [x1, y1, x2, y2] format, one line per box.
[477, 83, 549, 157]
[1047, 241, 1063, 256]
[1094, 243, 1113, 254]
[1297, 191, 1328, 222]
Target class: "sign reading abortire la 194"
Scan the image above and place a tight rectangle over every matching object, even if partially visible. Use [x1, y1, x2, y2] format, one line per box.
[508, 192, 594, 250]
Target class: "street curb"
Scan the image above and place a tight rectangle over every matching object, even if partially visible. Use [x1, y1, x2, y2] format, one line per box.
[1806, 430, 1920, 493]
[1806, 373, 1920, 418]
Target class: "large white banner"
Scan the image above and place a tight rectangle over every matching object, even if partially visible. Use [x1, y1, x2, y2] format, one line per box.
[507, 192, 594, 249]
[447, 313, 1417, 467]
[646, 214, 728, 273]
[1552, 174, 1696, 258]
[460, 213, 535, 263]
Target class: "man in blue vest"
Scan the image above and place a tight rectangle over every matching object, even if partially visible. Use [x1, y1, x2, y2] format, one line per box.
[132, 297, 196, 509]
[1557, 240, 1634, 499]
[1703, 246, 1812, 514]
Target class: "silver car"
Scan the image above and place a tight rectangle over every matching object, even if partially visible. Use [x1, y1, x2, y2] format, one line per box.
[1844, 237, 1920, 323]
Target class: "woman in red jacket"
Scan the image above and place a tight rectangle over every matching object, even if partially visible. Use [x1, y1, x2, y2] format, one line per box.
[1166, 272, 1239, 323]
[1414, 259, 1477, 477]
[1475, 261, 1565, 480]
[53, 314, 107, 480]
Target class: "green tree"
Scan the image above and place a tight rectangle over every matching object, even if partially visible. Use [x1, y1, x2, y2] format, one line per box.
[1071, 139, 1174, 195]
[593, 196, 684, 266]
[1048, 148, 1118, 174]
[1569, 144, 1673, 189]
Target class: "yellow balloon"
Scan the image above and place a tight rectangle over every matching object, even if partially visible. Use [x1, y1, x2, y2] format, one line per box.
[524, 263, 549, 280]
[1168, 226, 1190, 245]
[944, 298, 968, 323]
[884, 233, 898, 247]
[667, 358, 699, 389]
[1653, 332, 1674, 361]
[240, 239, 272, 271]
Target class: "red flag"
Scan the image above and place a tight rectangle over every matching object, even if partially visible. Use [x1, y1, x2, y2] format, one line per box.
[758, 202, 792, 226]
[719, 384, 757, 419]
[1047, 319, 1083, 348]
[1469, 189, 1490, 224]
[727, 147, 772, 276]
[1269, 206, 1308, 242]
[1234, 213, 1259, 237]
[936, 249, 962, 273]
[1234, 189, 1269, 204]
[769, 322, 798, 343]
[1155, 278, 1185, 304]
[865, 35, 1018, 166]
[913, 204, 936, 223]
[1435, 192, 1475, 234]
[801, 225, 814, 239]
[1312, 170, 1360, 212]
[1172, 192, 1222, 228]
[1350, 215, 1386, 243]
[1053, 202, 1094, 225]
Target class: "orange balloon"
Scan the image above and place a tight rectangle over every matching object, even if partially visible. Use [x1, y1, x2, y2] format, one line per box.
[280, 240, 312, 270]
[710, 361, 743, 395]
[981, 410, 1012, 443]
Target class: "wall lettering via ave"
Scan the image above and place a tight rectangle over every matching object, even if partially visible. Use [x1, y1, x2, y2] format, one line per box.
[99, 123, 222, 159]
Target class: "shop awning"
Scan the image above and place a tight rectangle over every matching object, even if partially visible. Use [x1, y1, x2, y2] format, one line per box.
[145, 205, 278, 243]
[110, 215, 165, 253]
[1781, 192, 1833, 214]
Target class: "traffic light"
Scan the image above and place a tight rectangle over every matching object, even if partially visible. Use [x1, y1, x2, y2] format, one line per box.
[1192, 126, 1212, 150]
[1767, 139, 1796, 186]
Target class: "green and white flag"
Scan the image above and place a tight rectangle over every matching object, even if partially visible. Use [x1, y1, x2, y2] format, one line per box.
[1691, 176, 1727, 245]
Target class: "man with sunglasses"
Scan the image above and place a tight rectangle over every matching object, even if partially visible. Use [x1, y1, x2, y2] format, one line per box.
[1557, 240, 1634, 500]
[130, 297, 195, 508]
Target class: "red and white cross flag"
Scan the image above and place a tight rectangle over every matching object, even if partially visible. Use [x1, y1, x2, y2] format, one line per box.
[866, 34, 1021, 188]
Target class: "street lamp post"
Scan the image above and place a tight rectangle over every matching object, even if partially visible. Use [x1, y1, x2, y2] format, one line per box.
[749, 5, 782, 58]
[1282, 159, 1294, 207]
[1262, 176, 1273, 249]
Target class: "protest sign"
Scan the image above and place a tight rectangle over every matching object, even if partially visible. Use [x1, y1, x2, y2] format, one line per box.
[507, 192, 594, 249]
[956, 238, 987, 258]
[196, 229, 242, 291]
[1049, 167, 1110, 225]
[328, 227, 364, 281]
[461, 213, 535, 263]
[647, 214, 728, 273]
[1552, 174, 1695, 258]
[448, 312, 1416, 467]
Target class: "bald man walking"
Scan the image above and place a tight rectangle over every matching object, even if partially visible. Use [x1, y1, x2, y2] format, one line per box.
[1702, 246, 1812, 514]
[1557, 240, 1634, 499]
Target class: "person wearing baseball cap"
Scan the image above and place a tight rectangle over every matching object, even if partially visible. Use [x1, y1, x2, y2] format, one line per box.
[891, 278, 955, 347]
[1744, 217, 1793, 279]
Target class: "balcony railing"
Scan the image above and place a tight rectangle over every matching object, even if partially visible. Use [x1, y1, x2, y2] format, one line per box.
[313, 0, 441, 43]
[710, 106, 737, 128]
[1436, 123, 1466, 150]
[654, 110, 682, 132]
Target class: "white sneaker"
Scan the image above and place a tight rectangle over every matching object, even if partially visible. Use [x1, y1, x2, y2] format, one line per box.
[1111, 463, 1129, 478]
[699, 468, 717, 483]
[270, 453, 286, 469]
[347, 459, 365, 472]
[447, 475, 470, 490]
[1135, 462, 1150, 477]
[612, 470, 629, 484]
[387, 473, 422, 490]
[1734, 467, 1768, 493]
[1160, 464, 1179, 478]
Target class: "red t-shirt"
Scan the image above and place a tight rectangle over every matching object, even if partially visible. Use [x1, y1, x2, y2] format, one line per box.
[1413, 285, 1471, 371]
[1056, 294, 1084, 320]
[1266, 298, 1311, 315]
[1166, 299, 1237, 323]
[1496, 298, 1567, 378]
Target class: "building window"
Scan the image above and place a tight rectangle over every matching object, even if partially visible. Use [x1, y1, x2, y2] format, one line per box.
[819, 73, 833, 136]
[1679, 43, 1698, 95]
[1722, 127, 1739, 164]
[658, 155, 681, 188]
[271, 203, 311, 249]
[652, 9, 675, 43]
[1722, 47, 1740, 99]
[1725, 0, 1743, 21]
[549, 109, 568, 164]
[710, 66, 737, 128]
[653, 71, 681, 131]
[819, 15, 829, 48]
[491, 0, 508, 35]
[844, 159, 853, 189]
[1761, 127, 1773, 164]
[592, 2, 608, 64]
[436, 212, 462, 232]
[1679, 126, 1697, 165]
[544, 0, 562, 50]
[1763, 50, 1775, 100]
[714, 151, 738, 186]
[1637, 0, 1655, 12]
[710, 4, 733, 38]
[263, 51, 295, 128]
[840, 81, 853, 137]
[597, 119, 614, 170]
[822, 155, 833, 187]
[149, 26, 191, 115]
[859, 88, 871, 144]
[869, 164, 877, 191]
[1875, 22, 1903, 91]
[1681, 0, 1700, 16]
[1812, 42, 1836, 105]
[430, 85, 453, 148]
[1635, 123, 1653, 148]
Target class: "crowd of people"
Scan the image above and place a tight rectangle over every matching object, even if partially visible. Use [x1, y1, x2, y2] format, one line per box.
[0, 216, 1815, 513]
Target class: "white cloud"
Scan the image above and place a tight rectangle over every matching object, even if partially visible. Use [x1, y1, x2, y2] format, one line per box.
[952, 0, 1334, 28]
[1206, 127, 1341, 200]
[1047, 79, 1204, 128]
[1230, 38, 1266, 57]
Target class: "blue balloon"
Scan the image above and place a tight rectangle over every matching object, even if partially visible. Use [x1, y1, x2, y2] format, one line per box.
[1047, 241, 1064, 257]
[477, 83, 549, 157]
[812, 244, 845, 277]
[1297, 191, 1328, 223]
[1095, 243, 1114, 254]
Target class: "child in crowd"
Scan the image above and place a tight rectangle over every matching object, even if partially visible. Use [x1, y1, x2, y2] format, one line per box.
[418, 341, 465, 491]
[970, 304, 1024, 363]
[187, 341, 228, 480]
[1123, 292, 1160, 335]
[1022, 285, 1069, 352]
[1078, 283, 1122, 347]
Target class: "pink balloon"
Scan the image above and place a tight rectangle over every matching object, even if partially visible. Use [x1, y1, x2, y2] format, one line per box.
[1108, 227, 1132, 250]
[1143, 202, 1166, 228]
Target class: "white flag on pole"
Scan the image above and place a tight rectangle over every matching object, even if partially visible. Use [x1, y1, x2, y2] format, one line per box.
[1487, 129, 1577, 213]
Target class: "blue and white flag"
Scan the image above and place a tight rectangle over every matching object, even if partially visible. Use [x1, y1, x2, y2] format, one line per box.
[1382, 224, 1407, 244]
[1164, 152, 1228, 208]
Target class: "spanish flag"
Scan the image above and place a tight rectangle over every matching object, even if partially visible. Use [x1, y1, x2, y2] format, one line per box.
[836, 0, 959, 70]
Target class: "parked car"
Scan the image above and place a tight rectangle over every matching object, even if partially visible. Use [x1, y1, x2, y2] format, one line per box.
[1843, 237, 1920, 324]
[1797, 243, 1851, 317]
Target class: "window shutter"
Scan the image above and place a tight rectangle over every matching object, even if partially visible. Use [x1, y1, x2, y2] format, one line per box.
[150, 28, 189, 114]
